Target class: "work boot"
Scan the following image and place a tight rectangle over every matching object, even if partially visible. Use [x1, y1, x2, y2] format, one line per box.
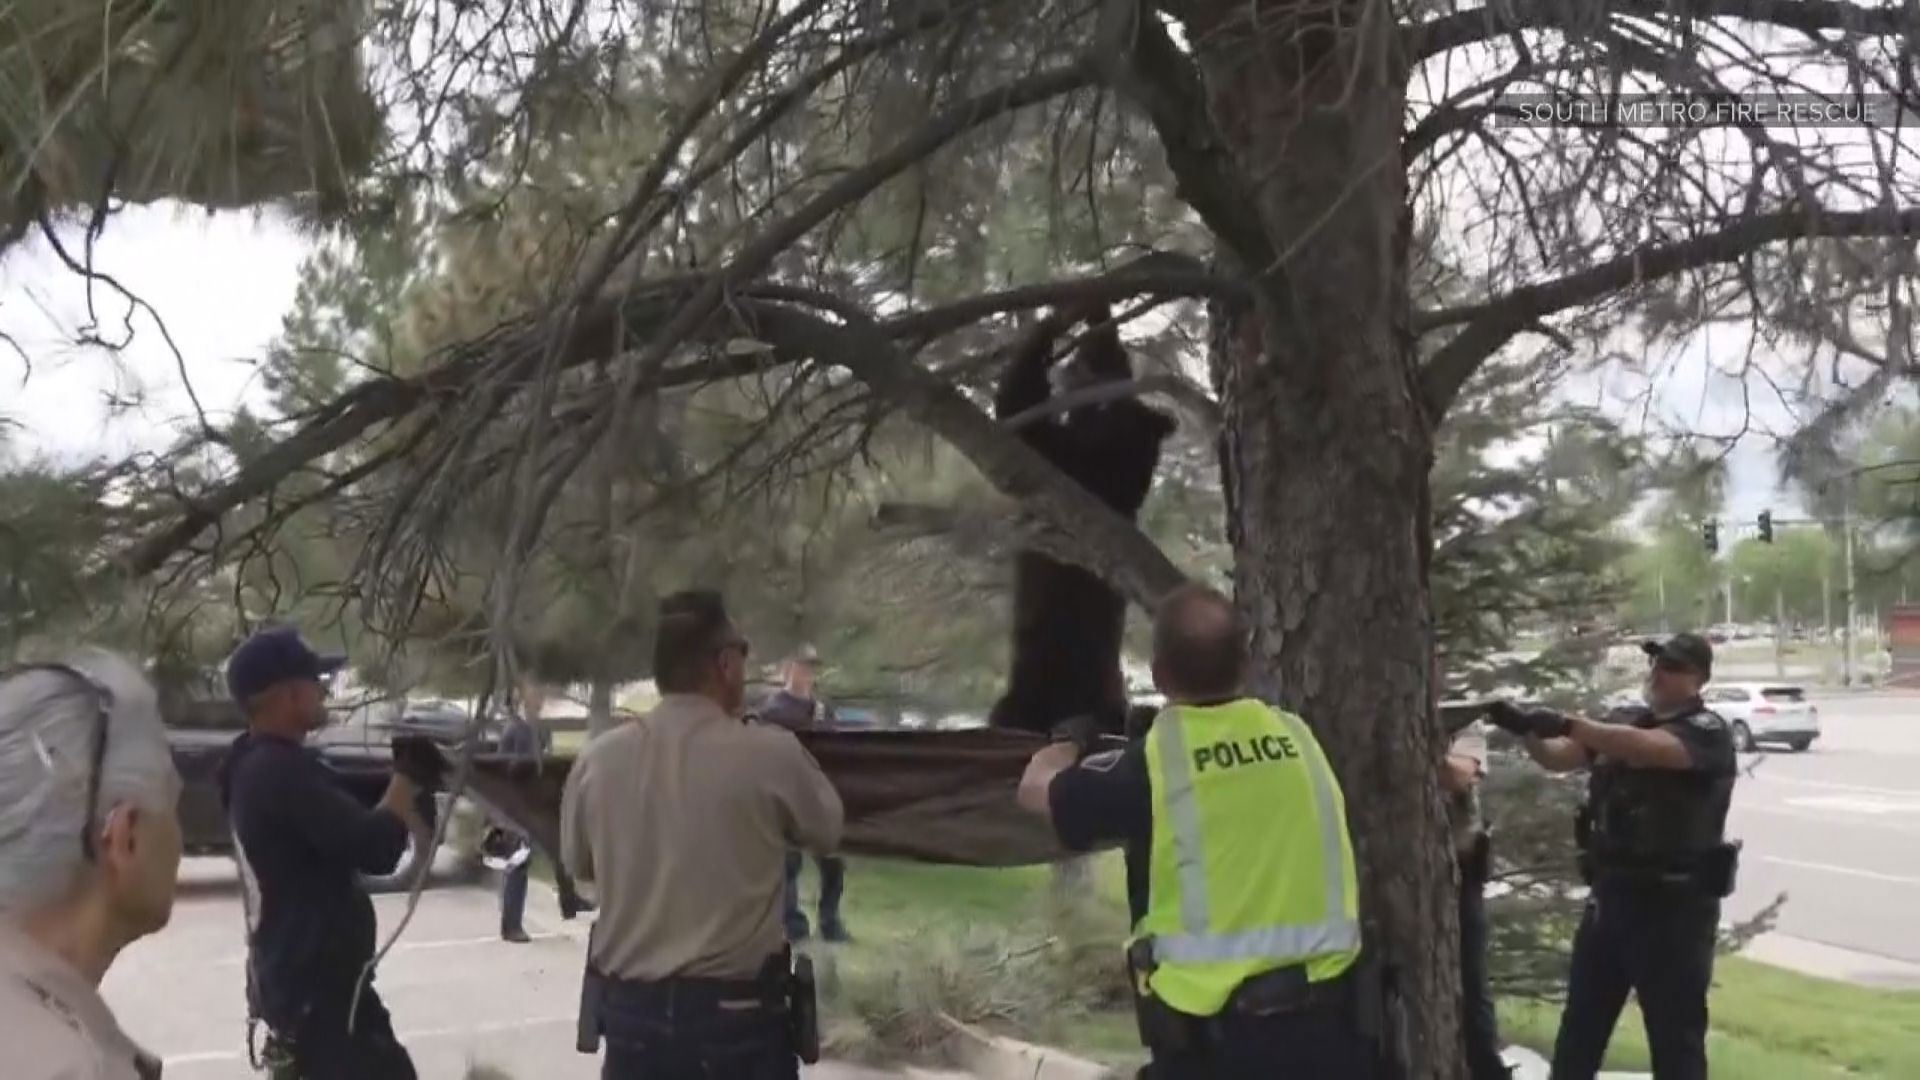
[786, 914, 812, 942]
[821, 919, 852, 944]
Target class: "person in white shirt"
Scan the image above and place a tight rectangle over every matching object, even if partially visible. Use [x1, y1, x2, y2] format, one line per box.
[0, 651, 182, 1080]
[1443, 721, 1511, 1079]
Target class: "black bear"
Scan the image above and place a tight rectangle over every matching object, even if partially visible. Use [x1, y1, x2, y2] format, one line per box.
[986, 302, 1175, 737]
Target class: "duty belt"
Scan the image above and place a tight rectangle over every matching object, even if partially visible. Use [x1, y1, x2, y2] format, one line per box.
[1125, 941, 1359, 1056]
[583, 948, 820, 1065]
[1583, 840, 1740, 898]
[600, 950, 790, 1013]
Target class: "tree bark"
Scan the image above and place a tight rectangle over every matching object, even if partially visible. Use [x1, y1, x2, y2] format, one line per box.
[1186, 4, 1461, 1076]
[588, 677, 616, 739]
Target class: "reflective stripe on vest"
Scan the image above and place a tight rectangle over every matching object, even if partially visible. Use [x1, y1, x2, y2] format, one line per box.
[1149, 706, 1361, 965]
[1136, 699, 1367, 1006]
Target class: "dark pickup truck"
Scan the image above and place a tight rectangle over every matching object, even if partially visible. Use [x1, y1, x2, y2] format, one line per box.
[166, 695, 478, 892]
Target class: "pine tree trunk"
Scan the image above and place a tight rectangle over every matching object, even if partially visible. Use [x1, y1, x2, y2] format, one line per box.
[588, 676, 616, 738]
[1188, 5, 1462, 1076]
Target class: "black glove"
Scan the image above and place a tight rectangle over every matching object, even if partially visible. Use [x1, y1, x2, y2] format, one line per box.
[1050, 714, 1101, 758]
[1528, 709, 1572, 740]
[1484, 701, 1533, 737]
[391, 735, 449, 793]
[1485, 701, 1571, 740]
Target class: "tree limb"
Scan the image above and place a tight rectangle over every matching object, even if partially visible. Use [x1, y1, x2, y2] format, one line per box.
[118, 253, 1229, 580]
[744, 301, 1191, 609]
[1093, 0, 1281, 281]
[999, 373, 1221, 432]
[1418, 204, 1920, 421]
[1406, 0, 1914, 64]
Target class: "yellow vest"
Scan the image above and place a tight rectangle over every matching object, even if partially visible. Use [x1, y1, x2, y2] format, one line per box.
[1134, 699, 1361, 1017]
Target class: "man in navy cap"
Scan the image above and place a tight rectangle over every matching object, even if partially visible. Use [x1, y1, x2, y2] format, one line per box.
[219, 626, 428, 1080]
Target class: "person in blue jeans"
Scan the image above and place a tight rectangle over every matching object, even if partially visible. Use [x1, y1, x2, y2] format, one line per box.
[755, 645, 850, 943]
[494, 683, 592, 942]
[495, 709, 540, 943]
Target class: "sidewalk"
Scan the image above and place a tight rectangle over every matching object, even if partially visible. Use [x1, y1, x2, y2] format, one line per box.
[1505, 1046, 1645, 1079]
[1742, 931, 1920, 989]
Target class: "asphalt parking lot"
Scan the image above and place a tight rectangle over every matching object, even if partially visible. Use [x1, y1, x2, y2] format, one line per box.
[1723, 690, 1920, 986]
[102, 859, 947, 1080]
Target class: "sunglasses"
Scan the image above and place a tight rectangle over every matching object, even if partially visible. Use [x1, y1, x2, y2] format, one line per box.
[1, 662, 114, 861]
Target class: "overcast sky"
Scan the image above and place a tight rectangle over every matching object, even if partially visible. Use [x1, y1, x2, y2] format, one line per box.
[1, 204, 1811, 524]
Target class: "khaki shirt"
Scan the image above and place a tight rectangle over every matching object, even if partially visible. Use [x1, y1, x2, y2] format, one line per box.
[0, 920, 161, 1080]
[562, 694, 844, 981]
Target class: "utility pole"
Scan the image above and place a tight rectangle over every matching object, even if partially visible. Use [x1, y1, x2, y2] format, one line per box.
[1657, 566, 1669, 632]
[1774, 581, 1787, 677]
[1822, 552, 1833, 644]
[1725, 577, 1735, 626]
[1843, 495, 1858, 686]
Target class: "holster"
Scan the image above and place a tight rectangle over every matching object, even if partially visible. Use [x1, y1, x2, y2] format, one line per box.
[790, 952, 821, 1064]
[1696, 841, 1741, 899]
[576, 924, 605, 1056]
[1126, 938, 1195, 1055]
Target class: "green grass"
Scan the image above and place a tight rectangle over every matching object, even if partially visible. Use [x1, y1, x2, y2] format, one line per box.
[1503, 957, 1920, 1078]
[812, 856, 1920, 1077]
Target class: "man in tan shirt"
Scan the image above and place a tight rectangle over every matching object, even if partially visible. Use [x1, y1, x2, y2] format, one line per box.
[1, 651, 180, 1080]
[562, 589, 843, 1078]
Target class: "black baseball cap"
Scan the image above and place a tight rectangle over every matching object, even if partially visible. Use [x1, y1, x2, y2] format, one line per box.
[226, 627, 346, 703]
[1641, 633, 1713, 680]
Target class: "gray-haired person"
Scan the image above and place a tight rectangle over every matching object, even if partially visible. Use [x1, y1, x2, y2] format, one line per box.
[0, 651, 182, 1080]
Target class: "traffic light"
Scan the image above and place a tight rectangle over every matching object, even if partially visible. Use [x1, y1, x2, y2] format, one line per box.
[1758, 510, 1774, 544]
[1702, 520, 1719, 553]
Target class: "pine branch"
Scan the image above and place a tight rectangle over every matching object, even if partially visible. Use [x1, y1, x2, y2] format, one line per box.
[1092, 0, 1280, 283]
[1406, 0, 1914, 64]
[1417, 204, 1920, 421]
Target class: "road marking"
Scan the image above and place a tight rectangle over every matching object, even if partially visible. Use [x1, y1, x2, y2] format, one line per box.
[1746, 774, 1920, 798]
[1755, 854, 1920, 886]
[1736, 804, 1920, 835]
[1782, 794, 1920, 815]
[164, 1013, 577, 1065]
[210, 931, 568, 967]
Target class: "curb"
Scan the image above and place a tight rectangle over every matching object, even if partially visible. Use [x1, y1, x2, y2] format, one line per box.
[936, 1013, 1119, 1080]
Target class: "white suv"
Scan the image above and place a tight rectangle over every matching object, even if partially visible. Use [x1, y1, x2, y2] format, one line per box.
[1702, 683, 1819, 752]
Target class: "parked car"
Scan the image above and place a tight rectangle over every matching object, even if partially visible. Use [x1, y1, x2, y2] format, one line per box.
[1702, 682, 1819, 752]
[167, 693, 477, 892]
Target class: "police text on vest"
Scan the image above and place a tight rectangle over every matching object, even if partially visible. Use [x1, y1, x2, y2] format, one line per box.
[1193, 733, 1299, 772]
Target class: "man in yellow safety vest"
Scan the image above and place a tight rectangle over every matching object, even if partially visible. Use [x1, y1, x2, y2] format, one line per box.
[1018, 583, 1377, 1078]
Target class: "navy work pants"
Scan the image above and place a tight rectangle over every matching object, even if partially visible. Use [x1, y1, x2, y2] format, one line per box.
[1141, 999, 1378, 1079]
[1459, 834, 1511, 1079]
[599, 976, 796, 1080]
[288, 984, 416, 1080]
[1550, 883, 1718, 1080]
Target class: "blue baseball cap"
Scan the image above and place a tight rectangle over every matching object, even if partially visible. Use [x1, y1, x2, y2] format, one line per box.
[225, 627, 346, 703]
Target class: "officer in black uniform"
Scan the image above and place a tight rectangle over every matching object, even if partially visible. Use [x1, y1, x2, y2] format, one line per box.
[1487, 632, 1738, 1080]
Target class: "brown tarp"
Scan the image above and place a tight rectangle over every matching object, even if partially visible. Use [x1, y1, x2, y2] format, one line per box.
[456, 727, 1088, 871]
[442, 702, 1491, 872]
